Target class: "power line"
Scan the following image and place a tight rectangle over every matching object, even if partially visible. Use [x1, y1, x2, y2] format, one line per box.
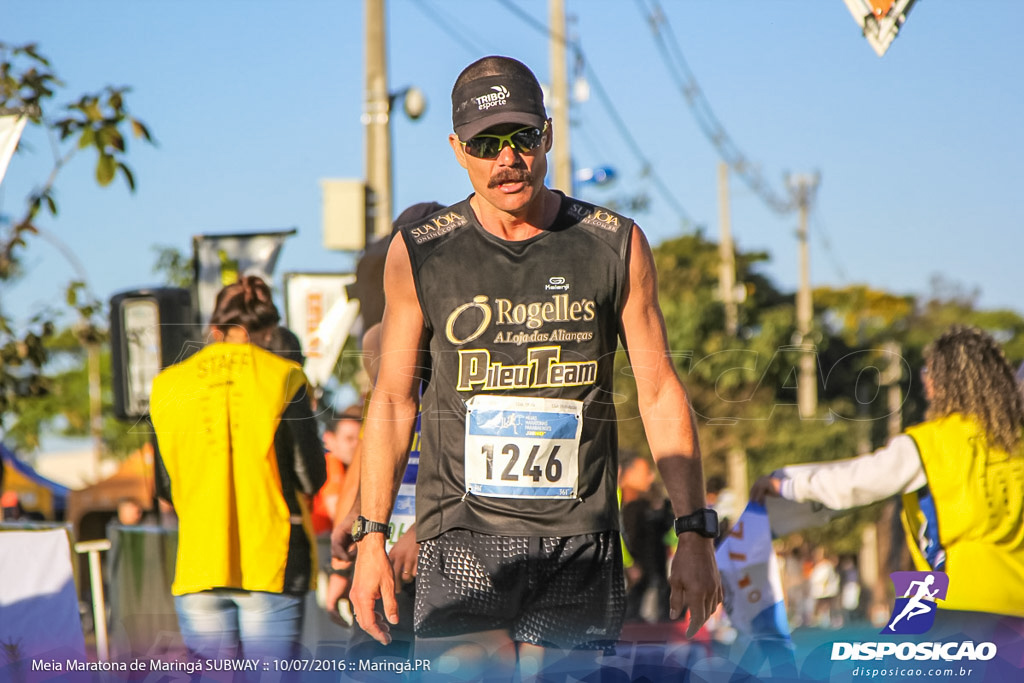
[495, 0, 695, 228]
[410, 0, 491, 56]
[636, 0, 796, 214]
[809, 203, 849, 283]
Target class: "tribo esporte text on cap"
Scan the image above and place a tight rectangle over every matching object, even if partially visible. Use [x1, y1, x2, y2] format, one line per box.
[451, 56, 547, 141]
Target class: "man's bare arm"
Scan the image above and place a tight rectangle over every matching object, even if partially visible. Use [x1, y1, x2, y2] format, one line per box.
[618, 223, 722, 637]
[349, 234, 426, 645]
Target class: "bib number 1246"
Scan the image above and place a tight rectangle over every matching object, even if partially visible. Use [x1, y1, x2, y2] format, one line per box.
[464, 395, 581, 499]
[481, 443, 563, 484]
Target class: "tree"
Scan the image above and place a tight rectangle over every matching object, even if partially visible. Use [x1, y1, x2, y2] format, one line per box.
[0, 42, 153, 448]
[5, 325, 148, 457]
[152, 244, 194, 289]
[614, 232, 872, 554]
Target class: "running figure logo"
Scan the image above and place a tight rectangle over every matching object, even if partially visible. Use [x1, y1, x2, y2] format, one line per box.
[882, 571, 949, 635]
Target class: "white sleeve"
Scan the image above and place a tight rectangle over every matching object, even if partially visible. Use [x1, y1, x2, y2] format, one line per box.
[777, 434, 928, 510]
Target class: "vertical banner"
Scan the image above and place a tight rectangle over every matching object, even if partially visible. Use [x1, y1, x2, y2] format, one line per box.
[192, 229, 296, 326]
[716, 502, 792, 640]
[716, 502, 796, 680]
[0, 114, 27, 187]
[283, 272, 359, 388]
[0, 528, 86, 663]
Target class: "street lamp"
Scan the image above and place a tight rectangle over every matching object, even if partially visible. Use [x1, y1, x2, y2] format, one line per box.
[391, 86, 426, 122]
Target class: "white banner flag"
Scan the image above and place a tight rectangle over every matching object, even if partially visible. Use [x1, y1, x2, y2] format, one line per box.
[193, 230, 295, 326]
[715, 502, 792, 640]
[283, 272, 359, 388]
[0, 528, 86, 661]
[0, 115, 27, 187]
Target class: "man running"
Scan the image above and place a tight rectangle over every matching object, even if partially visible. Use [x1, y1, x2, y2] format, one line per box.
[888, 575, 940, 632]
[350, 55, 721, 679]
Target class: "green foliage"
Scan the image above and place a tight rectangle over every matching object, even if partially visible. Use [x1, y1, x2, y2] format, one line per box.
[617, 233, 1024, 555]
[0, 41, 153, 450]
[617, 233, 916, 554]
[5, 325, 148, 456]
[152, 244, 195, 289]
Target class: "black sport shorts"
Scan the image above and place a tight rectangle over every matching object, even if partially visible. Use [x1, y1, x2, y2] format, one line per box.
[413, 528, 625, 650]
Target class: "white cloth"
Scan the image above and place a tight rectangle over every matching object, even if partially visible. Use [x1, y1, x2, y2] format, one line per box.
[0, 528, 86, 660]
[778, 434, 927, 510]
[809, 559, 840, 599]
[0, 114, 27, 187]
[715, 502, 792, 641]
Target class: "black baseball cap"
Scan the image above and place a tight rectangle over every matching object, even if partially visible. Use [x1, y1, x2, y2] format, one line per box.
[451, 56, 547, 141]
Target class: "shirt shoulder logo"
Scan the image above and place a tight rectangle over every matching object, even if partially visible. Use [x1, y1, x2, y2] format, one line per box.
[568, 203, 624, 232]
[408, 211, 468, 245]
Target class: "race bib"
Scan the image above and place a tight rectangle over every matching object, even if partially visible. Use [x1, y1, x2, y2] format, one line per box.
[464, 394, 582, 499]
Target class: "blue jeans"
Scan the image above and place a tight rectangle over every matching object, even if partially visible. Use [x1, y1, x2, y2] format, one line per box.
[174, 589, 304, 661]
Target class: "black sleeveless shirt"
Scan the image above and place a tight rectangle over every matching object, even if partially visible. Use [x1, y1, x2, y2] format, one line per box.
[402, 193, 633, 539]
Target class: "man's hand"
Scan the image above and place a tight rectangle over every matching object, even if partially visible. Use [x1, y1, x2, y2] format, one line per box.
[324, 567, 353, 627]
[331, 507, 360, 562]
[389, 524, 418, 588]
[350, 536, 398, 645]
[749, 475, 782, 505]
[668, 534, 723, 638]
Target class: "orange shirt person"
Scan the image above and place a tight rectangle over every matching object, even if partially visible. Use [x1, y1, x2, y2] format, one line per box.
[310, 405, 363, 535]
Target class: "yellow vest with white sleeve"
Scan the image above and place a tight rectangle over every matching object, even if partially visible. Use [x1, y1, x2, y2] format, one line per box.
[902, 413, 1024, 617]
[150, 342, 312, 596]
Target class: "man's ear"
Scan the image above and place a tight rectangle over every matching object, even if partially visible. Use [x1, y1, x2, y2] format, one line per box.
[210, 327, 225, 342]
[449, 133, 469, 170]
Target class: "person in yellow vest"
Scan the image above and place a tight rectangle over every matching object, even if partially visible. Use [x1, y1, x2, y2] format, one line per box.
[150, 276, 325, 662]
[751, 325, 1024, 630]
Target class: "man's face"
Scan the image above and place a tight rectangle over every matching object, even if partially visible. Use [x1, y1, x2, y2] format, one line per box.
[449, 121, 551, 217]
[324, 418, 361, 466]
[620, 458, 655, 493]
[118, 500, 143, 526]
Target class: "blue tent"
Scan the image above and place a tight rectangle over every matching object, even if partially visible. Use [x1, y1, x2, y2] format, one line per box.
[1, 442, 71, 518]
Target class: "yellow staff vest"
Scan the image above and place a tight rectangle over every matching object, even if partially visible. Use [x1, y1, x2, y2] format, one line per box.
[902, 414, 1024, 616]
[150, 342, 311, 596]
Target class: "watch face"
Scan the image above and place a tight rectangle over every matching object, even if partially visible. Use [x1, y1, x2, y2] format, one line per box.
[351, 518, 364, 540]
[703, 510, 720, 537]
[676, 509, 719, 538]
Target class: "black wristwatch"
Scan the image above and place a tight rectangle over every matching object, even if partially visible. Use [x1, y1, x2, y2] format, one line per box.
[351, 515, 391, 542]
[673, 508, 719, 539]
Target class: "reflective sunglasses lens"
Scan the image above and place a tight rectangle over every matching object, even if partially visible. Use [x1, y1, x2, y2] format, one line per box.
[464, 127, 543, 159]
[511, 128, 543, 151]
[465, 137, 501, 158]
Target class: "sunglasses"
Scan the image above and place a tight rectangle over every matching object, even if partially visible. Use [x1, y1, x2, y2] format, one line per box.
[460, 123, 547, 159]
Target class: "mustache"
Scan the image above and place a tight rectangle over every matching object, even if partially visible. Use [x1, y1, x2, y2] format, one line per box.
[488, 169, 532, 188]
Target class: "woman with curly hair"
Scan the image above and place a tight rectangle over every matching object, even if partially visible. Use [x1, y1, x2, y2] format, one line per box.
[752, 325, 1024, 623]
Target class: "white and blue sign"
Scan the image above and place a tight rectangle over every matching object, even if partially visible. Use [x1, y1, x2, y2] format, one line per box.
[463, 394, 582, 499]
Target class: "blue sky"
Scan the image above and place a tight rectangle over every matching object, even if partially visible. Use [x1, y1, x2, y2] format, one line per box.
[2, 0, 1023, 330]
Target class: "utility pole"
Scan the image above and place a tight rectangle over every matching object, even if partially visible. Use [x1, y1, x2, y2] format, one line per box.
[364, 0, 392, 240]
[883, 340, 903, 440]
[791, 173, 819, 419]
[718, 162, 738, 337]
[866, 340, 906, 626]
[549, 0, 572, 193]
[718, 162, 746, 512]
